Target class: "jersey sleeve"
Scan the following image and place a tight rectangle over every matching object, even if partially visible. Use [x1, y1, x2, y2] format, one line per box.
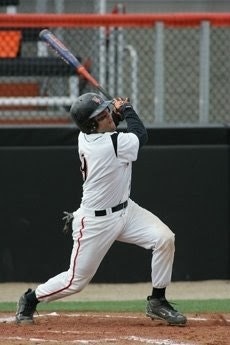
[117, 132, 139, 162]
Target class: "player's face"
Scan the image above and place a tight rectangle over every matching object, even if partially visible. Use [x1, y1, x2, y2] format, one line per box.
[95, 107, 116, 132]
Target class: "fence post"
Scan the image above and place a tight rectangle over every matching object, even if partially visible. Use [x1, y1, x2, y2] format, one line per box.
[199, 21, 210, 124]
[154, 22, 165, 124]
[97, 0, 107, 92]
[125, 45, 138, 112]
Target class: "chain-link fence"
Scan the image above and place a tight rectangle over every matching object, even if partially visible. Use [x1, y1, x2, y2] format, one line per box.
[0, 13, 230, 125]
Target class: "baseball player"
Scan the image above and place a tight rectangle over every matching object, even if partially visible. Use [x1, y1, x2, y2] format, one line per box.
[15, 93, 187, 326]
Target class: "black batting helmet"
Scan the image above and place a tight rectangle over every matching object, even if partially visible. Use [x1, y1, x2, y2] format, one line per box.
[70, 93, 112, 134]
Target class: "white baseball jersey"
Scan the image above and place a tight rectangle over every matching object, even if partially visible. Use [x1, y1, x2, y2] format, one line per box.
[35, 129, 175, 302]
[78, 131, 139, 209]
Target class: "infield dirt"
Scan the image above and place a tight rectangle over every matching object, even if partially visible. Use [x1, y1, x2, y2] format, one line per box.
[0, 280, 229, 345]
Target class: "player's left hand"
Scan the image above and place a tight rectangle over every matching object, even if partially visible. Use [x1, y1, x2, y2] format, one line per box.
[112, 97, 130, 125]
[62, 211, 74, 234]
[113, 97, 129, 112]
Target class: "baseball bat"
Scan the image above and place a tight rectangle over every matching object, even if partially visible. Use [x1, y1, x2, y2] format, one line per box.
[39, 29, 112, 100]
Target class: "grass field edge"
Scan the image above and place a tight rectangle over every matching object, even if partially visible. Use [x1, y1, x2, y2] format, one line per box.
[1, 299, 230, 313]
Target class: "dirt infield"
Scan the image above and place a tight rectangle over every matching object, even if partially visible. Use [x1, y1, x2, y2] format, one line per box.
[0, 281, 229, 344]
[1, 311, 230, 345]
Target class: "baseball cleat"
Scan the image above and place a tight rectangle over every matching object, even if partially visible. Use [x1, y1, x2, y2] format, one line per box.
[146, 296, 187, 325]
[15, 288, 37, 324]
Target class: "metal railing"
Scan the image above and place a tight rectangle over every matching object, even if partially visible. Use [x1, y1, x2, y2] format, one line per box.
[0, 13, 229, 125]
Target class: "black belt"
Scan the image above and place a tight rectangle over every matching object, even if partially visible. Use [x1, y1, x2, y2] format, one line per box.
[95, 200, 128, 217]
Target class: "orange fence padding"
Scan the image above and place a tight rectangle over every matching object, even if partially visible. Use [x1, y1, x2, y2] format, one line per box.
[0, 13, 230, 28]
[0, 30, 21, 57]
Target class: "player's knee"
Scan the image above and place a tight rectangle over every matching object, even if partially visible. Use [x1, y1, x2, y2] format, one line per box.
[165, 230, 175, 250]
[68, 280, 84, 294]
[158, 226, 175, 251]
[165, 227, 175, 242]
[66, 271, 87, 294]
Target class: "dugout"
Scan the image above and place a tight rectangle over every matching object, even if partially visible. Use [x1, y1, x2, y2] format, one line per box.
[0, 125, 229, 283]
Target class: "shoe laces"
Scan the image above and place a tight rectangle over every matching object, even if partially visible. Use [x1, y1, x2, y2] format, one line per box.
[161, 298, 178, 312]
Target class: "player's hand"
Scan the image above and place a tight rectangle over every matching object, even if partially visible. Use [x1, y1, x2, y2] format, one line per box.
[62, 211, 74, 234]
[112, 97, 130, 125]
[112, 97, 129, 113]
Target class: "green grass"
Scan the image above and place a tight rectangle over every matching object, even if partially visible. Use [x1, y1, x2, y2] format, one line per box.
[1, 299, 230, 313]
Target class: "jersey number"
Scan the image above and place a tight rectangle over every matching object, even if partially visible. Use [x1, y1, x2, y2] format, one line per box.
[80, 154, 88, 181]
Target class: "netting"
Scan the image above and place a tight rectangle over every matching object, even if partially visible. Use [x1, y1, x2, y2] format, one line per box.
[0, 13, 229, 125]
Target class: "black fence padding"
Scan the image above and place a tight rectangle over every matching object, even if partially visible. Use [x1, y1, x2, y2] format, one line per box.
[0, 126, 229, 282]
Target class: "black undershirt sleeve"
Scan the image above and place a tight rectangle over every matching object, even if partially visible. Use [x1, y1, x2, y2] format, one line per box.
[121, 104, 148, 147]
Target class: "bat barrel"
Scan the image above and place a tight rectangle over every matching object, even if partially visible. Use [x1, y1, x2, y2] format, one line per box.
[39, 29, 113, 100]
[39, 29, 81, 69]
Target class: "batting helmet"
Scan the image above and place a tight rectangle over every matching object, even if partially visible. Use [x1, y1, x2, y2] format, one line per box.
[70, 93, 112, 133]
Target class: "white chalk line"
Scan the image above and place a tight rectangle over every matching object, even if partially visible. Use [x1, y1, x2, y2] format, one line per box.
[0, 312, 141, 323]
[0, 335, 194, 345]
[0, 336, 117, 344]
[123, 337, 195, 345]
[44, 330, 105, 334]
[1, 312, 230, 324]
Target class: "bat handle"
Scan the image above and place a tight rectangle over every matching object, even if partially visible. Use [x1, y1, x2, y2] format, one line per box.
[96, 86, 113, 100]
[76, 66, 112, 100]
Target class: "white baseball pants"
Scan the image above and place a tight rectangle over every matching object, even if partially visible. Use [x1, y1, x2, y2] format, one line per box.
[35, 199, 175, 302]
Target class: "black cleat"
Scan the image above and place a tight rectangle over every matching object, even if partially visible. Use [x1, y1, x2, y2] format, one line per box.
[146, 296, 187, 325]
[15, 288, 38, 324]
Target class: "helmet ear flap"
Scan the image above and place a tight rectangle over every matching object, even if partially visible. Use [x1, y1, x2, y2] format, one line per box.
[84, 119, 98, 134]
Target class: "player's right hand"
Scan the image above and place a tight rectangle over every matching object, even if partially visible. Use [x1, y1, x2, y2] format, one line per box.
[112, 97, 129, 113]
